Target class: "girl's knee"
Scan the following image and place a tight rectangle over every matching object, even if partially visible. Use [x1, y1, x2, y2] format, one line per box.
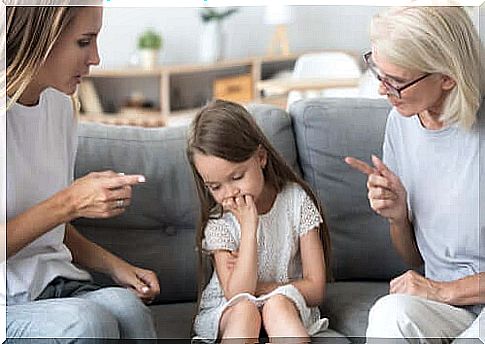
[262, 294, 298, 320]
[219, 299, 262, 338]
[223, 299, 261, 325]
[230, 299, 260, 317]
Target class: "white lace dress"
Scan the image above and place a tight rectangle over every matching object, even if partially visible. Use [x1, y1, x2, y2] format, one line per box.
[193, 183, 329, 341]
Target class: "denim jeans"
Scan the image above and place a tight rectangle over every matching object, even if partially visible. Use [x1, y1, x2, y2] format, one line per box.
[6, 278, 157, 342]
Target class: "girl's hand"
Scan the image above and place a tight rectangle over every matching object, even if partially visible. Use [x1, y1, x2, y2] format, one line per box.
[255, 281, 280, 296]
[110, 259, 160, 304]
[67, 171, 145, 220]
[223, 194, 259, 234]
[345, 155, 408, 225]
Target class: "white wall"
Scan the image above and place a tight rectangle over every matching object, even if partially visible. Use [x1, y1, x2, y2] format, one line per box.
[98, 5, 484, 69]
[98, 6, 382, 68]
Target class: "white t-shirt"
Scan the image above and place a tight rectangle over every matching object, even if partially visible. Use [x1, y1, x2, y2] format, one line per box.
[3, 88, 91, 305]
[383, 106, 484, 314]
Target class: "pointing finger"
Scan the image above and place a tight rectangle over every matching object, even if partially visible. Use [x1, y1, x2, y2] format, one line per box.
[345, 157, 375, 176]
[105, 174, 146, 189]
[371, 155, 394, 178]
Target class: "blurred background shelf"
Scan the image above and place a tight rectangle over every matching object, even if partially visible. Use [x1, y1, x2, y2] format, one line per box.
[78, 50, 362, 127]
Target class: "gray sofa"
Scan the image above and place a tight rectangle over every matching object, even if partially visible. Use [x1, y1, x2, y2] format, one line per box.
[74, 98, 408, 342]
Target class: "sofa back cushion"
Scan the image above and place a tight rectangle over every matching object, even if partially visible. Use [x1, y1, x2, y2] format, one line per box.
[74, 105, 299, 303]
[290, 98, 407, 280]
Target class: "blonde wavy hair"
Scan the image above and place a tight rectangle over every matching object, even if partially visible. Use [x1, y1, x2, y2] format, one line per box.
[370, 5, 485, 130]
[4, 0, 101, 110]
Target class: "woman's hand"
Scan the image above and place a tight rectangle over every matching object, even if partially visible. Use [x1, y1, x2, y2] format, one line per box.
[390, 270, 447, 303]
[345, 155, 408, 225]
[222, 194, 259, 234]
[67, 171, 145, 220]
[110, 259, 160, 304]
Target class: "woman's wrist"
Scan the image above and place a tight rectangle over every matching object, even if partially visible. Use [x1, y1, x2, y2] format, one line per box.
[40, 187, 78, 225]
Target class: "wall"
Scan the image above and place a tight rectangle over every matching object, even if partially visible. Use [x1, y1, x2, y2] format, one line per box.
[98, 5, 484, 69]
[98, 6, 382, 68]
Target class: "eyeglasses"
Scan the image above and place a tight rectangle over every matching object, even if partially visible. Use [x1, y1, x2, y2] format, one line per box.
[363, 51, 431, 99]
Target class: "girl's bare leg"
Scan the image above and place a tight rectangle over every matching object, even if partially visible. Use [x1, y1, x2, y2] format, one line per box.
[219, 299, 262, 344]
[262, 294, 310, 344]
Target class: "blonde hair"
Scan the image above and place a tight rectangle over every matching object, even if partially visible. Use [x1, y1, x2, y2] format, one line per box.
[370, 5, 485, 129]
[5, 0, 101, 109]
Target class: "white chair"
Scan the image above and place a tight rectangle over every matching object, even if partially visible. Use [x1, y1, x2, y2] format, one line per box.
[357, 68, 386, 99]
[286, 52, 363, 108]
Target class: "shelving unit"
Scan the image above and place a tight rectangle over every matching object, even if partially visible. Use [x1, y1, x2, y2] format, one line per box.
[79, 50, 360, 126]
[80, 53, 298, 119]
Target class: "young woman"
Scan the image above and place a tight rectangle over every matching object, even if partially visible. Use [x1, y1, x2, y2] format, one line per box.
[345, 5, 485, 342]
[5, 4, 159, 339]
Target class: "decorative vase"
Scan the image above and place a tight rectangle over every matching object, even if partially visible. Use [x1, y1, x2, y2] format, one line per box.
[199, 21, 224, 63]
[140, 49, 159, 69]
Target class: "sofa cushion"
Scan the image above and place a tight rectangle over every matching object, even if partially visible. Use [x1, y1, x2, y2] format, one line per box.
[290, 98, 407, 280]
[320, 281, 389, 340]
[78, 225, 197, 304]
[247, 103, 302, 175]
[150, 302, 197, 338]
[75, 124, 197, 230]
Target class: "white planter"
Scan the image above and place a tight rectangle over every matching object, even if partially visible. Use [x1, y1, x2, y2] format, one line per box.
[140, 49, 159, 69]
[199, 21, 224, 63]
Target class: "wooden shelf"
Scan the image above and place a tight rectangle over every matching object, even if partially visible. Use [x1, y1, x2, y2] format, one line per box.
[80, 50, 360, 125]
[256, 77, 360, 94]
[80, 112, 168, 128]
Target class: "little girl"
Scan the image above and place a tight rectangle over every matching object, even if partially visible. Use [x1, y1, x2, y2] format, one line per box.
[187, 100, 332, 342]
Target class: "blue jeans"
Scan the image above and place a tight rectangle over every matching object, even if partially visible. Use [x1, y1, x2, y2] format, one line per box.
[6, 278, 157, 341]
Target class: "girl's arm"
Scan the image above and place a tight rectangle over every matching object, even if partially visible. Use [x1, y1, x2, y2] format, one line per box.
[213, 194, 259, 299]
[213, 224, 258, 299]
[290, 228, 326, 307]
[65, 223, 160, 303]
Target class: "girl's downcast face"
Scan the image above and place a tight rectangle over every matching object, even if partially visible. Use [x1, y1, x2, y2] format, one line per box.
[193, 148, 268, 209]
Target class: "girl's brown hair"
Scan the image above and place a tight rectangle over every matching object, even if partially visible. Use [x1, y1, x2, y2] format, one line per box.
[186, 99, 332, 301]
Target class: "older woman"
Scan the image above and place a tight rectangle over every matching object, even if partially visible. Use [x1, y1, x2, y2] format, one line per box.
[4, 4, 159, 339]
[346, 5, 484, 342]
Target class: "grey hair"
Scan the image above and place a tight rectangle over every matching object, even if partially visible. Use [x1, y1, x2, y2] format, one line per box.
[370, 5, 485, 130]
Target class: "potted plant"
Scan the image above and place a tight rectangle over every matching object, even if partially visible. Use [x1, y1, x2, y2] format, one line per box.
[138, 29, 163, 69]
[199, 7, 238, 63]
